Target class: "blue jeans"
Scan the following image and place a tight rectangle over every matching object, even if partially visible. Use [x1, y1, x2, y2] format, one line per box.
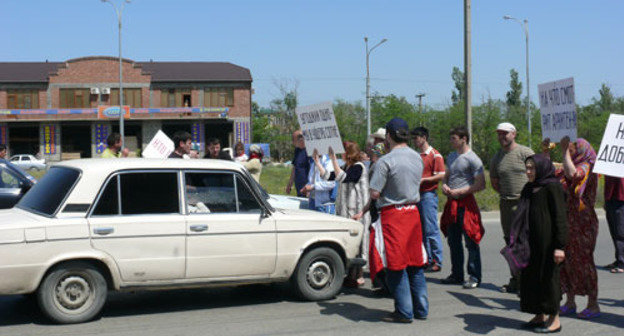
[385, 266, 428, 319]
[308, 198, 335, 214]
[418, 191, 443, 266]
[447, 207, 481, 282]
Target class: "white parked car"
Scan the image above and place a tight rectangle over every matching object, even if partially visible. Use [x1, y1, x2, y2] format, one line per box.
[0, 158, 364, 324]
[10, 154, 46, 171]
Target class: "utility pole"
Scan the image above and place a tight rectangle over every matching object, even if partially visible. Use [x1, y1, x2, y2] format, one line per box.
[364, 37, 387, 137]
[415, 93, 425, 125]
[464, 0, 472, 147]
[504, 15, 532, 148]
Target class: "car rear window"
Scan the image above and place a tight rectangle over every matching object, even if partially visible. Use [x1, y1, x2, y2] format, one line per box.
[17, 167, 80, 216]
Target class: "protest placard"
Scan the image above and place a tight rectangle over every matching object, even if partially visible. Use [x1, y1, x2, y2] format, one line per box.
[142, 130, 174, 158]
[538, 77, 577, 142]
[295, 101, 344, 156]
[593, 114, 624, 178]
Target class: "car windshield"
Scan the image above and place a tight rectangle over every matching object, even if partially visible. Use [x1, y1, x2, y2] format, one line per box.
[16, 167, 80, 217]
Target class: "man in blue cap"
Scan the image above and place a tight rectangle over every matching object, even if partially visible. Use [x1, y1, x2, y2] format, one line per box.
[354, 117, 428, 323]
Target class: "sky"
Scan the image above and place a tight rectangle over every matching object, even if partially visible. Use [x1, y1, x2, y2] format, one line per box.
[2, 0, 623, 109]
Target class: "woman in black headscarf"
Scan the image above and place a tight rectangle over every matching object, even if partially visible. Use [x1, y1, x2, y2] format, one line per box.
[506, 154, 568, 333]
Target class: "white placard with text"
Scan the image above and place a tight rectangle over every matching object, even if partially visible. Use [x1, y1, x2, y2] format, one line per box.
[593, 114, 624, 178]
[295, 101, 345, 156]
[142, 130, 174, 158]
[538, 77, 577, 142]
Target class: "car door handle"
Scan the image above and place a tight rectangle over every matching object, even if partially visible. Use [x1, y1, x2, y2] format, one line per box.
[190, 224, 208, 232]
[93, 227, 114, 235]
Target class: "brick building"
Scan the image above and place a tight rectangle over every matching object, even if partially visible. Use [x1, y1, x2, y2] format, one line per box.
[0, 56, 252, 160]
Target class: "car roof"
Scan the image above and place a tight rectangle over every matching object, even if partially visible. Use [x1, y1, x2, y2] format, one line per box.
[54, 158, 245, 175]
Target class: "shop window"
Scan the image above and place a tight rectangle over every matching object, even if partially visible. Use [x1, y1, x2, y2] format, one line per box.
[7, 90, 39, 109]
[204, 88, 234, 107]
[59, 89, 90, 108]
[110, 88, 142, 108]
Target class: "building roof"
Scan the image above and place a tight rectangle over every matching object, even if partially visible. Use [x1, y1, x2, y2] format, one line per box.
[0, 62, 64, 83]
[0, 58, 251, 83]
[138, 62, 252, 82]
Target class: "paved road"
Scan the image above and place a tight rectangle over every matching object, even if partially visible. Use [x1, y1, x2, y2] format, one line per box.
[1, 214, 622, 336]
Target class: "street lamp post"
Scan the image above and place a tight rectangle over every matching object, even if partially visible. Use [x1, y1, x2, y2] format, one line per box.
[364, 37, 387, 137]
[503, 15, 531, 148]
[102, 0, 131, 150]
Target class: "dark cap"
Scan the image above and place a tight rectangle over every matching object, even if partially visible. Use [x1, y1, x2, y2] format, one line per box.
[385, 118, 409, 134]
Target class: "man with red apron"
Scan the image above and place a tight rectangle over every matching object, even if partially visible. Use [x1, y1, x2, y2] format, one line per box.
[355, 118, 427, 323]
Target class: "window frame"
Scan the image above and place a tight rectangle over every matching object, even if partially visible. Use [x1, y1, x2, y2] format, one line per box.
[182, 169, 266, 216]
[88, 169, 183, 218]
[6, 89, 39, 109]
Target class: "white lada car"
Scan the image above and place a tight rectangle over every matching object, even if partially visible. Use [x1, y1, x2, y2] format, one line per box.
[0, 159, 364, 324]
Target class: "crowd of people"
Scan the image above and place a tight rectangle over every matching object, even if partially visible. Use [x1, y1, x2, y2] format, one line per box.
[94, 120, 624, 332]
[284, 118, 624, 332]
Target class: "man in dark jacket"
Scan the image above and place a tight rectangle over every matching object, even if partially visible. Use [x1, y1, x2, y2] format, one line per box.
[203, 138, 232, 160]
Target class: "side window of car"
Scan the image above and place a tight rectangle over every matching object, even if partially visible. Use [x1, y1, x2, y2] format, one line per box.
[23, 156, 31, 161]
[10, 157, 19, 162]
[185, 172, 236, 214]
[236, 176, 261, 213]
[92, 175, 119, 216]
[120, 172, 179, 215]
[0, 166, 21, 188]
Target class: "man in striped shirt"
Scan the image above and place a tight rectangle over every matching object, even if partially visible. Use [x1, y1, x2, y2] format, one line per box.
[412, 127, 445, 272]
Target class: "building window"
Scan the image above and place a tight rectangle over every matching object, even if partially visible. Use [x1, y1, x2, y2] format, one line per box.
[160, 89, 191, 107]
[7, 90, 39, 109]
[59, 89, 90, 108]
[111, 88, 142, 108]
[204, 88, 234, 107]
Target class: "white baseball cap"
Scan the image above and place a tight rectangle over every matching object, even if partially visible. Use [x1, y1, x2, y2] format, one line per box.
[371, 128, 386, 139]
[496, 122, 516, 133]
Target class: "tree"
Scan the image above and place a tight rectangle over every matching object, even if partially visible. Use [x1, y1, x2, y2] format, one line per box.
[451, 66, 465, 105]
[265, 79, 300, 161]
[505, 69, 523, 107]
[595, 83, 614, 112]
[333, 99, 367, 148]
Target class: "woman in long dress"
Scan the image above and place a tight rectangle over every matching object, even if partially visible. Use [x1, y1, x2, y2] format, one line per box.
[517, 154, 567, 333]
[314, 143, 370, 287]
[558, 138, 600, 319]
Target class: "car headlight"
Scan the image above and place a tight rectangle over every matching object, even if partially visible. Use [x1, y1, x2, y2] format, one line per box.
[349, 228, 360, 237]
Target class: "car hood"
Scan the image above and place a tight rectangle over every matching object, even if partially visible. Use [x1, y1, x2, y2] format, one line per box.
[274, 208, 359, 225]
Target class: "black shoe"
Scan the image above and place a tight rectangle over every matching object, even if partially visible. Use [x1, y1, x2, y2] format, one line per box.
[521, 321, 546, 329]
[440, 275, 463, 284]
[381, 312, 413, 324]
[462, 279, 480, 289]
[534, 325, 561, 333]
[501, 284, 518, 293]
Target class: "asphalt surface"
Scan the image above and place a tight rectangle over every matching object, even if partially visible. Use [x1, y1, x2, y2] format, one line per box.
[1, 212, 622, 336]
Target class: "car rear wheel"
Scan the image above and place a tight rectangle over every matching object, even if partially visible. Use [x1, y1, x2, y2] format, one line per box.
[37, 262, 107, 324]
[292, 247, 344, 301]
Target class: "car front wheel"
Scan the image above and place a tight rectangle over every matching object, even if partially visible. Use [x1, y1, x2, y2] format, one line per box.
[37, 262, 108, 324]
[292, 247, 345, 301]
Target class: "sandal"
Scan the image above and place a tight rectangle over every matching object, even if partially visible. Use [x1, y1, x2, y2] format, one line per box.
[577, 308, 601, 319]
[559, 305, 576, 316]
[609, 267, 624, 274]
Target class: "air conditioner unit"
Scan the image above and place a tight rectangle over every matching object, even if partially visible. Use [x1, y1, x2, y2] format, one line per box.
[101, 88, 111, 95]
[90, 87, 100, 95]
